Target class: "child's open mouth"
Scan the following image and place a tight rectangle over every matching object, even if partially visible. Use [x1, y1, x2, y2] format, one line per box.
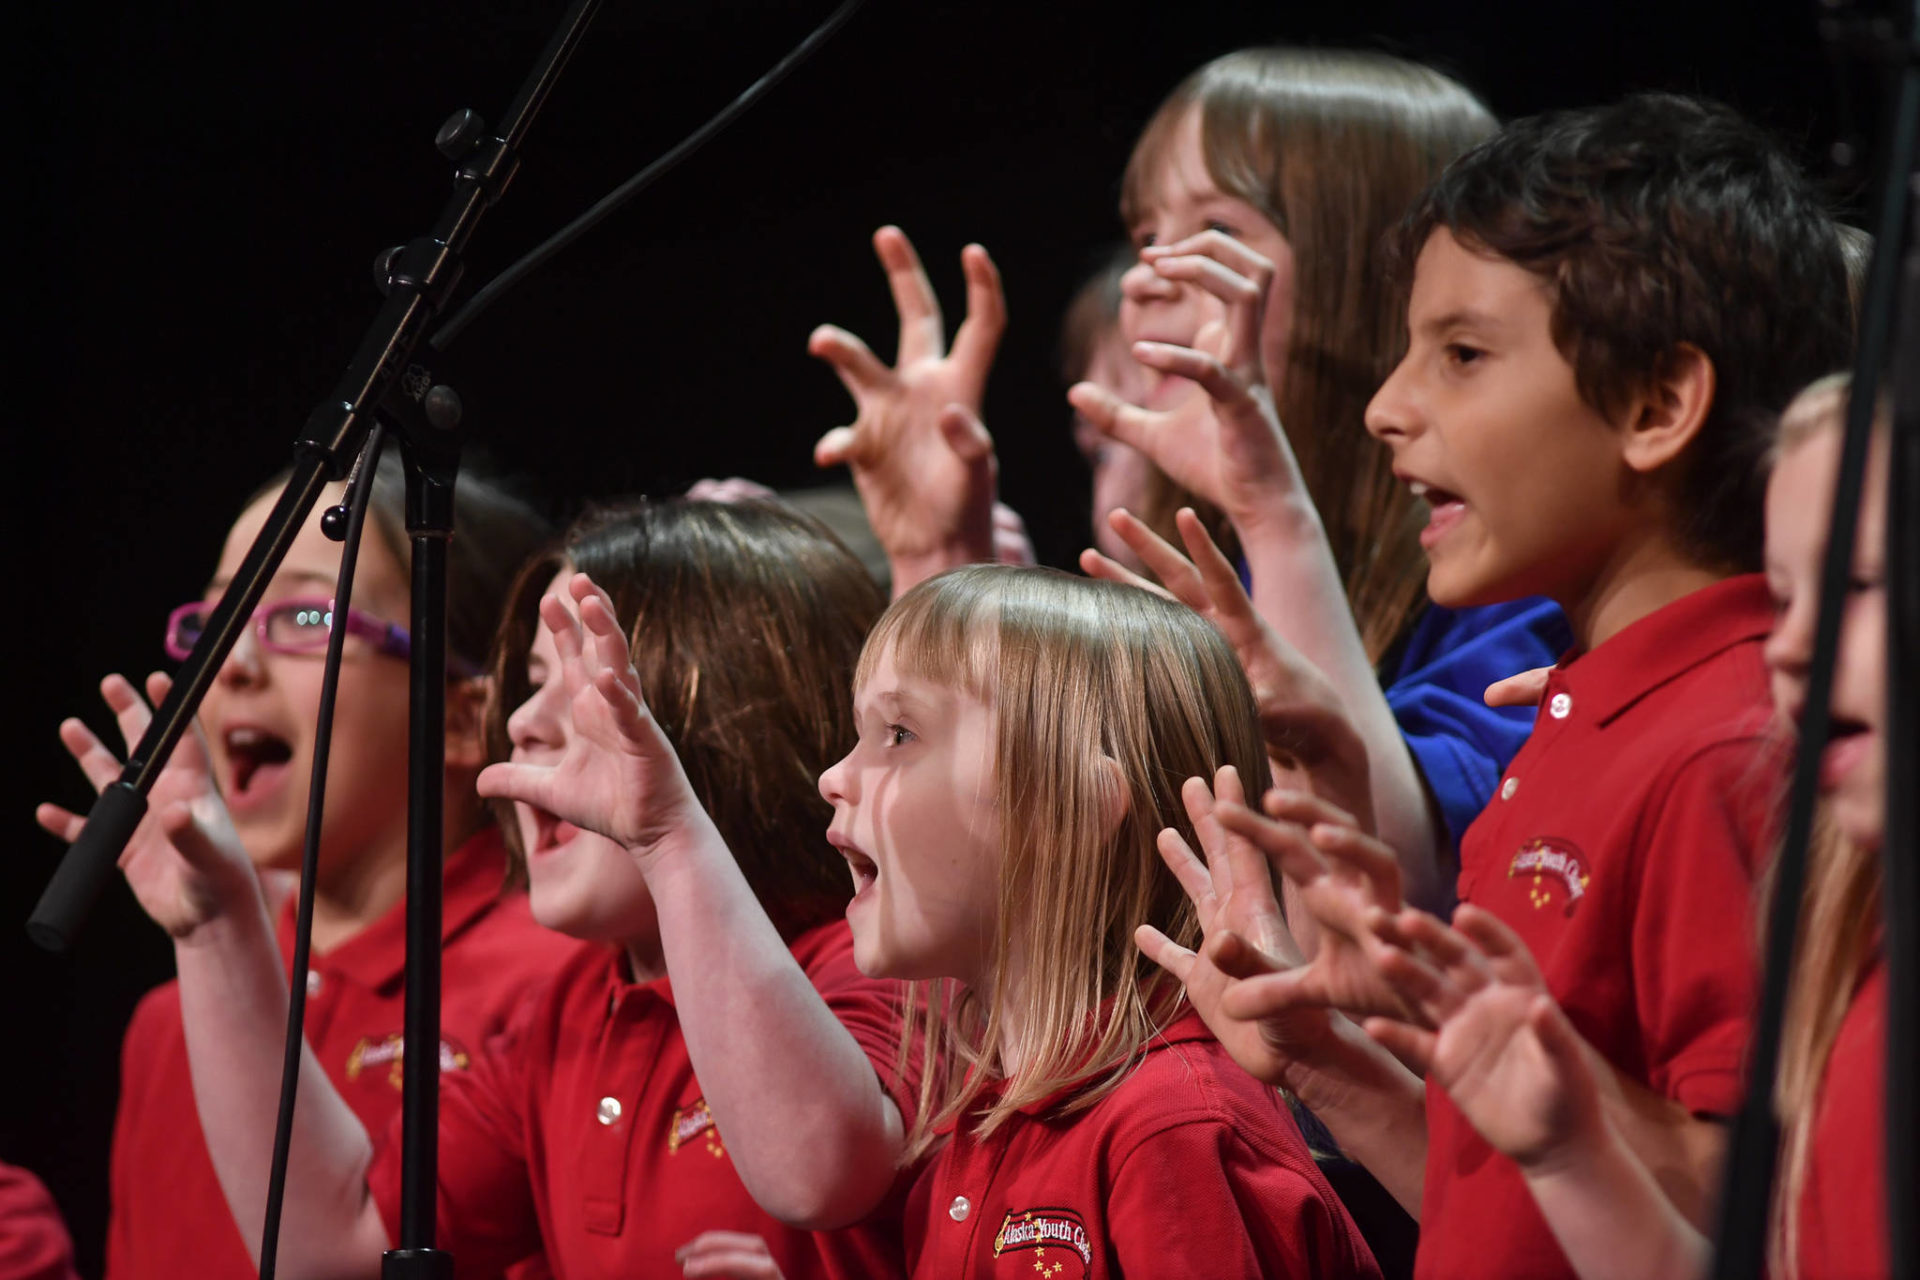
[1818, 717, 1873, 791]
[222, 726, 293, 808]
[840, 846, 879, 902]
[528, 807, 584, 857]
[1408, 480, 1468, 549]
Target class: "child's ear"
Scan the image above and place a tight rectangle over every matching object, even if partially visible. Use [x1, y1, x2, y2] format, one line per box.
[1097, 755, 1131, 841]
[1622, 342, 1716, 475]
[444, 675, 491, 772]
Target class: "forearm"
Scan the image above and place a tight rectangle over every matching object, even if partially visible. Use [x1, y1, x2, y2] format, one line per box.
[174, 899, 390, 1278]
[1233, 498, 1443, 907]
[642, 821, 906, 1228]
[1521, 1118, 1710, 1280]
[1595, 1065, 1729, 1229]
[1279, 1013, 1428, 1216]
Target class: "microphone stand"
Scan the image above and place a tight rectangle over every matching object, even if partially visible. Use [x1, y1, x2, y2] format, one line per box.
[29, 2, 602, 1274]
[1710, 2, 1917, 1274]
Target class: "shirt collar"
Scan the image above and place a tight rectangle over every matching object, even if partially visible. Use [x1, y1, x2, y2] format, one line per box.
[930, 1003, 1213, 1132]
[1555, 574, 1773, 726]
[277, 825, 514, 992]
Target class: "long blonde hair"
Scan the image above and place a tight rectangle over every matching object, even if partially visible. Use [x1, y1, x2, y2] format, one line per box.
[1120, 48, 1497, 660]
[859, 566, 1269, 1158]
[1766, 375, 1886, 1276]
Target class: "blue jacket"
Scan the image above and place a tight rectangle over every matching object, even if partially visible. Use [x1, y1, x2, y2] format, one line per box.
[1384, 598, 1572, 852]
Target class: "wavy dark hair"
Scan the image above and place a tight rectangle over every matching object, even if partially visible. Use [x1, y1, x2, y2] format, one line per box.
[484, 498, 885, 935]
[1388, 93, 1853, 573]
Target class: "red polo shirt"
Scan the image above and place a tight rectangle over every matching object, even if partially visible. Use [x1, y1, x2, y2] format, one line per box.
[1416, 576, 1780, 1280]
[903, 1009, 1380, 1280]
[0, 1163, 79, 1280]
[105, 829, 585, 1280]
[366, 918, 916, 1279]
[1796, 955, 1889, 1279]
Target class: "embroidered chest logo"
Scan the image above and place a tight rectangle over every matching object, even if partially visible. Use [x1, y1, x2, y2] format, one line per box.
[992, 1207, 1092, 1278]
[344, 1035, 471, 1089]
[667, 1098, 727, 1159]
[1508, 839, 1591, 916]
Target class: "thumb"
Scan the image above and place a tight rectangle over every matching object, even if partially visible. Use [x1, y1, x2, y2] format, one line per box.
[156, 799, 242, 881]
[938, 403, 994, 465]
[1363, 1016, 1436, 1076]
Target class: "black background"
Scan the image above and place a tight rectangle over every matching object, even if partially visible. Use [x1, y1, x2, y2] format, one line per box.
[10, 1, 1852, 1271]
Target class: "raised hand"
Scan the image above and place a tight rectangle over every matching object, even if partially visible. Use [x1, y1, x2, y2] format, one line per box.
[1083, 507, 1374, 831]
[1135, 767, 1355, 1090]
[1364, 906, 1604, 1172]
[475, 573, 706, 863]
[675, 1230, 787, 1279]
[1214, 789, 1417, 1023]
[1069, 232, 1302, 525]
[37, 672, 257, 938]
[810, 226, 1006, 595]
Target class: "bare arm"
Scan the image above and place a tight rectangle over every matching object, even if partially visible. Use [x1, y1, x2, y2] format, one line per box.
[1366, 904, 1712, 1276]
[475, 577, 904, 1229]
[38, 672, 388, 1277]
[1071, 232, 1441, 906]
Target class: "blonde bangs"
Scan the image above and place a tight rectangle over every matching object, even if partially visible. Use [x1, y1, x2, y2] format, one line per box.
[877, 568, 1269, 1161]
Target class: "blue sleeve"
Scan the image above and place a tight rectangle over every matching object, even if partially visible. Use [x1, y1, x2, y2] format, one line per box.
[1384, 598, 1572, 850]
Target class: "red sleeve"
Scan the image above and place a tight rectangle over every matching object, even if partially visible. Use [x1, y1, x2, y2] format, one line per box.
[1107, 1120, 1378, 1280]
[797, 923, 920, 1133]
[103, 986, 170, 1280]
[1628, 735, 1775, 1114]
[0, 1163, 79, 1280]
[367, 1013, 543, 1275]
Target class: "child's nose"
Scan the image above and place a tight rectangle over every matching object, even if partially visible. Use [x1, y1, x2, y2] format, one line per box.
[214, 626, 267, 688]
[506, 681, 564, 753]
[818, 750, 855, 805]
[1364, 353, 1420, 443]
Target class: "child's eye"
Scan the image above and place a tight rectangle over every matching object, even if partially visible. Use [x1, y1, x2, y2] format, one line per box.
[885, 724, 915, 748]
[1206, 220, 1238, 239]
[1443, 343, 1485, 368]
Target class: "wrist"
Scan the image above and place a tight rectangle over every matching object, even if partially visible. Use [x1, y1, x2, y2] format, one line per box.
[173, 884, 274, 954]
[1229, 486, 1323, 547]
[888, 541, 988, 597]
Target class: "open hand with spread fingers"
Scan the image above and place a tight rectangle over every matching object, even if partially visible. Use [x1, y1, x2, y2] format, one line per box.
[1214, 788, 1419, 1024]
[1083, 506, 1374, 832]
[1069, 231, 1303, 526]
[475, 572, 710, 867]
[1135, 766, 1363, 1095]
[1363, 905, 1604, 1172]
[37, 671, 257, 939]
[810, 226, 1006, 595]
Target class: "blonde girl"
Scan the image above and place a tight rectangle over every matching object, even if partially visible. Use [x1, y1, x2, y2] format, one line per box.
[483, 561, 1382, 1278]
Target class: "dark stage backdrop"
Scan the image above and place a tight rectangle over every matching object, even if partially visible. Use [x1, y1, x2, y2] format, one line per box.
[11, 0, 1844, 1271]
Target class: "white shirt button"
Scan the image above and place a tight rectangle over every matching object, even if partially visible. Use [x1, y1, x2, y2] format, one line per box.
[596, 1096, 623, 1126]
[1548, 692, 1572, 719]
[305, 971, 322, 998]
[1501, 777, 1518, 801]
[949, 1195, 971, 1222]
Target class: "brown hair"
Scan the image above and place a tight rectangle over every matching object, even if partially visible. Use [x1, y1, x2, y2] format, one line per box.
[1120, 48, 1497, 660]
[252, 451, 551, 676]
[860, 566, 1270, 1158]
[1390, 94, 1853, 575]
[484, 498, 885, 934]
[1765, 376, 1885, 1277]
